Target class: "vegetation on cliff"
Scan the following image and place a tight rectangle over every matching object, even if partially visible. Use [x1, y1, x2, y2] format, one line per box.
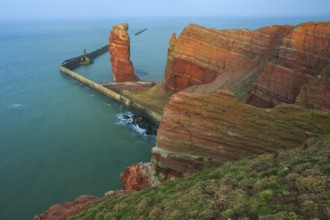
[49, 22, 330, 219]
[70, 134, 330, 220]
[153, 90, 330, 179]
[296, 65, 330, 111]
[121, 82, 174, 115]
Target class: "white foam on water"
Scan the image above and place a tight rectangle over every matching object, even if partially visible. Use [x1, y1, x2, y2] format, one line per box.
[115, 111, 133, 125]
[104, 103, 113, 107]
[115, 111, 147, 136]
[131, 124, 147, 136]
[8, 103, 24, 109]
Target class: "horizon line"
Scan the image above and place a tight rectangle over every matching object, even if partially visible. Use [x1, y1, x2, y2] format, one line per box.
[1, 14, 330, 21]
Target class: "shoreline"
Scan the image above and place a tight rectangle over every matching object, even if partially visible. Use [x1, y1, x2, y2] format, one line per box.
[38, 19, 330, 219]
[59, 45, 163, 133]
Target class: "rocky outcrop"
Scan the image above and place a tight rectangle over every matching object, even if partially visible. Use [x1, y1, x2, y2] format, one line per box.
[165, 24, 277, 92]
[152, 90, 330, 179]
[109, 23, 139, 82]
[164, 22, 330, 108]
[120, 162, 159, 191]
[34, 195, 101, 220]
[295, 66, 330, 111]
[165, 24, 291, 90]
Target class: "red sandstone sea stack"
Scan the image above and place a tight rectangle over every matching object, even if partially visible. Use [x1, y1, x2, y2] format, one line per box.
[109, 23, 139, 82]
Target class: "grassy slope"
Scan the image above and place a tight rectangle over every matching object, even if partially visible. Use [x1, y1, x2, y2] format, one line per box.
[121, 82, 174, 115]
[70, 135, 330, 220]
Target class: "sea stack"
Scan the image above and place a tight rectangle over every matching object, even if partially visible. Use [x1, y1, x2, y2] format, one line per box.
[109, 23, 139, 82]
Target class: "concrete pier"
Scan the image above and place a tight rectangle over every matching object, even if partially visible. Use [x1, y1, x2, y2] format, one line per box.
[61, 45, 108, 70]
[59, 46, 162, 129]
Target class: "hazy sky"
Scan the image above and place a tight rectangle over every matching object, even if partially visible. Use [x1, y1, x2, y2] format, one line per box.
[1, 0, 330, 19]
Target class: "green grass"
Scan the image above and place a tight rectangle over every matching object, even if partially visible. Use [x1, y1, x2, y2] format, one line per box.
[122, 82, 174, 115]
[70, 134, 330, 220]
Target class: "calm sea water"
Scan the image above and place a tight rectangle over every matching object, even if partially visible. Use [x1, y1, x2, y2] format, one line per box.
[0, 16, 329, 220]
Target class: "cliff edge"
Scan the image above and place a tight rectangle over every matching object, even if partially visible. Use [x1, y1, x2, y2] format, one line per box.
[70, 135, 330, 220]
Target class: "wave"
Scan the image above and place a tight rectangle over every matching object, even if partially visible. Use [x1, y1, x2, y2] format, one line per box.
[115, 111, 148, 136]
[8, 103, 24, 109]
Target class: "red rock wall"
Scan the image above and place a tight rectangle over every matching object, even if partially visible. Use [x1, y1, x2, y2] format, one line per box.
[109, 23, 139, 82]
[248, 22, 330, 107]
[165, 24, 273, 91]
[153, 90, 330, 179]
[165, 22, 330, 109]
[296, 77, 330, 111]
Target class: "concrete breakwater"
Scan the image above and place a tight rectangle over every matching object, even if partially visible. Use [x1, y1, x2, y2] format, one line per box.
[59, 46, 162, 131]
[61, 45, 108, 70]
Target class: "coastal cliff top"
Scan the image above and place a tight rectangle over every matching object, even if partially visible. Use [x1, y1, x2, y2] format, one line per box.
[69, 134, 330, 220]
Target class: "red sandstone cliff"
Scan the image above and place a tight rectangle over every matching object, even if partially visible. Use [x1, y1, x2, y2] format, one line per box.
[165, 22, 330, 110]
[248, 22, 330, 108]
[109, 23, 139, 82]
[152, 90, 330, 179]
[295, 74, 330, 111]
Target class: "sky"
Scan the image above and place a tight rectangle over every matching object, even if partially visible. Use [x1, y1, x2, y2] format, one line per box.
[1, 0, 330, 20]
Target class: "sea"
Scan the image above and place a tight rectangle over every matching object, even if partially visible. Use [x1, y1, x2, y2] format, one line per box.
[0, 16, 329, 219]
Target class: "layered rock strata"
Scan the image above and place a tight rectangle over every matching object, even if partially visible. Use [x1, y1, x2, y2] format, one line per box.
[295, 66, 330, 111]
[152, 90, 330, 179]
[248, 22, 330, 107]
[165, 22, 330, 108]
[109, 23, 139, 82]
[165, 24, 278, 92]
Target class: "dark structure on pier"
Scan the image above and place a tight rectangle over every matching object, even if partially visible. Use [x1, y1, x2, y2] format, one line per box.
[61, 45, 108, 70]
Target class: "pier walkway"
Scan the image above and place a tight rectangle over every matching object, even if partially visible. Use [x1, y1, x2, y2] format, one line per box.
[59, 45, 162, 127]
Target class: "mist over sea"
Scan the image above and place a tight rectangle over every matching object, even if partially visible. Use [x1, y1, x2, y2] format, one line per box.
[0, 16, 328, 219]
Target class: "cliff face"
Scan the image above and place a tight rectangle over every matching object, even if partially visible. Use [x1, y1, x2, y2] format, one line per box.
[295, 78, 330, 111]
[164, 22, 330, 108]
[164, 24, 291, 92]
[152, 90, 330, 179]
[109, 23, 139, 82]
[248, 22, 330, 107]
